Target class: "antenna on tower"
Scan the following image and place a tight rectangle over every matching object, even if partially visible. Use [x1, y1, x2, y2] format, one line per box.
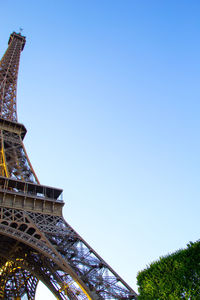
[19, 27, 23, 35]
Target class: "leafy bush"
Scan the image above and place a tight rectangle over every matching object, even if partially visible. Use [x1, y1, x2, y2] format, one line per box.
[137, 241, 200, 299]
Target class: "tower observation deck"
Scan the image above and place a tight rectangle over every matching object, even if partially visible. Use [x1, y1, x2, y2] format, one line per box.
[0, 32, 137, 300]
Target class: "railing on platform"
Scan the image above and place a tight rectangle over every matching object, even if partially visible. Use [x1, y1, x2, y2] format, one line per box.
[0, 176, 63, 202]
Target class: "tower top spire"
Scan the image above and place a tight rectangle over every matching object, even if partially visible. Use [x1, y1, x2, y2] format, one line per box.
[0, 31, 26, 122]
[8, 31, 26, 51]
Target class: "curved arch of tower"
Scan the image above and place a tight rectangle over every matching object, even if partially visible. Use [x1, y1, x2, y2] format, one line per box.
[0, 32, 137, 300]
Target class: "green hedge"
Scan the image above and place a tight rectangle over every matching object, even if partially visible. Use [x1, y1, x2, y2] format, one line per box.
[137, 241, 200, 299]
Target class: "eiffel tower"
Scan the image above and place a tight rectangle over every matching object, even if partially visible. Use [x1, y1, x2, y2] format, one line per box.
[0, 32, 137, 300]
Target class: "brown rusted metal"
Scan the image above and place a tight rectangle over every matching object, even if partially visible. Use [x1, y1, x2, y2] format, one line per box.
[0, 32, 137, 299]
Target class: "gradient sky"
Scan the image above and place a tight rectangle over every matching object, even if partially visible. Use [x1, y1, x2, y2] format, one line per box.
[0, 1, 200, 298]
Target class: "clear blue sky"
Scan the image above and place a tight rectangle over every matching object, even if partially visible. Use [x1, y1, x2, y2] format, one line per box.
[1, 1, 200, 298]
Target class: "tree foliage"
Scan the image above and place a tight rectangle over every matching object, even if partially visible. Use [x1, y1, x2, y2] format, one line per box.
[137, 241, 200, 299]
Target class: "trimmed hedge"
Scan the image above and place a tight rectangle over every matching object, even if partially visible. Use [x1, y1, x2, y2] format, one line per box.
[137, 241, 200, 299]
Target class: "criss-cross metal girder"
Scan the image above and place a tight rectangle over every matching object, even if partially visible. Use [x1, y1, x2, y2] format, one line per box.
[0, 32, 25, 122]
[0, 32, 138, 299]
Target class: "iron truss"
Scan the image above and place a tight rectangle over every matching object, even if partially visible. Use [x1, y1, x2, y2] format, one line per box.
[0, 32, 138, 299]
[0, 32, 25, 122]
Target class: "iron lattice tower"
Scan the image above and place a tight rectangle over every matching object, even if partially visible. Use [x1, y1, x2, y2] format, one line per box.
[0, 32, 137, 300]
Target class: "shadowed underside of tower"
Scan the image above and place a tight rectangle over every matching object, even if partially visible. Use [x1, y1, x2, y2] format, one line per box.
[0, 32, 137, 300]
